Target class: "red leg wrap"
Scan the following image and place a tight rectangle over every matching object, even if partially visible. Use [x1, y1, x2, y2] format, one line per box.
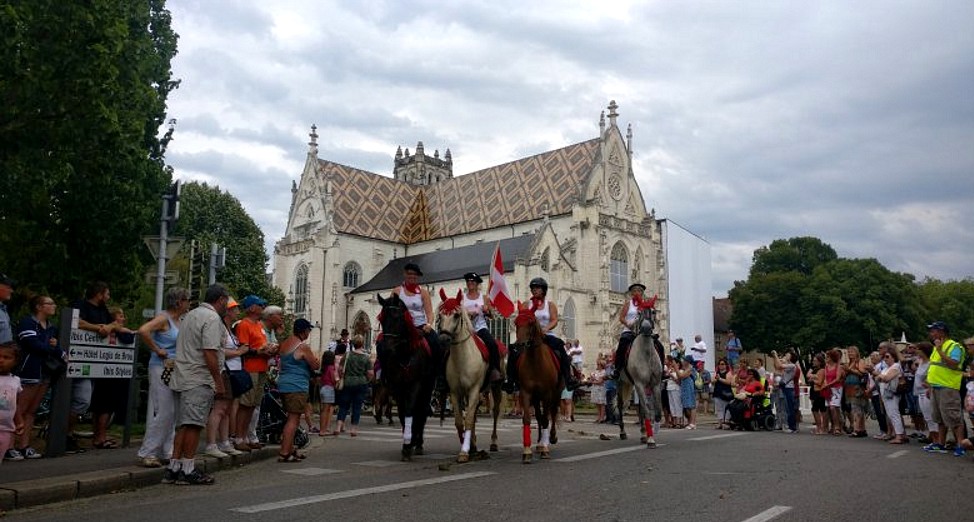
[522, 424, 532, 447]
[645, 419, 653, 437]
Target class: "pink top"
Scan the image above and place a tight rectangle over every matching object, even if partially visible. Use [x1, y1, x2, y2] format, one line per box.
[0, 374, 21, 433]
[320, 362, 336, 387]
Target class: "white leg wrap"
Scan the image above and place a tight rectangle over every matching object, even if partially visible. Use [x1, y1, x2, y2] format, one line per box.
[541, 428, 550, 447]
[403, 416, 413, 444]
[461, 430, 472, 453]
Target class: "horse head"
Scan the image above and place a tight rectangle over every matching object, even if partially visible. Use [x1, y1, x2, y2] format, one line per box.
[377, 292, 410, 340]
[634, 294, 658, 338]
[436, 288, 467, 345]
[513, 301, 542, 348]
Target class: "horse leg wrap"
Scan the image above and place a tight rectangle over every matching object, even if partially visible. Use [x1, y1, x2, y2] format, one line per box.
[461, 430, 472, 453]
[522, 425, 531, 447]
[541, 428, 550, 447]
[403, 416, 414, 445]
[644, 419, 653, 437]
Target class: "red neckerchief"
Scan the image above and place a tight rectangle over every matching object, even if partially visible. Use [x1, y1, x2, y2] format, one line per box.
[530, 297, 544, 312]
[402, 281, 421, 294]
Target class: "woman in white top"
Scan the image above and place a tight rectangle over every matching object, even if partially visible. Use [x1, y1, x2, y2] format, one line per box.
[504, 277, 578, 392]
[873, 349, 907, 444]
[391, 263, 443, 377]
[912, 342, 939, 446]
[611, 283, 647, 380]
[461, 272, 502, 382]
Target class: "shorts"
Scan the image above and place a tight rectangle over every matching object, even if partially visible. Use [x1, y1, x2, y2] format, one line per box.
[811, 395, 827, 413]
[282, 392, 308, 414]
[828, 387, 843, 408]
[930, 387, 963, 430]
[71, 378, 93, 414]
[239, 372, 267, 408]
[320, 385, 336, 405]
[561, 388, 573, 400]
[175, 385, 215, 428]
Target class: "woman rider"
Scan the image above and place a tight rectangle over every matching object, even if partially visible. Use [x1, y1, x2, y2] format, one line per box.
[461, 272, 503, 383]
[610, 283, 648, 380]
[503, 277, 579, 392]
[392, 263, 444, 384]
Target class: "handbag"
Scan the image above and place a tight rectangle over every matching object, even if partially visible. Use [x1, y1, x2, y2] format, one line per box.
[227, 367, 253, 397]
[335, 353, 349, 391]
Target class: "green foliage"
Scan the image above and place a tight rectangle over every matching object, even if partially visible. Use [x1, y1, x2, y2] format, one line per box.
[0, 1, 179, 310]
[917, 278, 974, 342]
[750, 237, 837, 277]
[172, 182, 284, 306]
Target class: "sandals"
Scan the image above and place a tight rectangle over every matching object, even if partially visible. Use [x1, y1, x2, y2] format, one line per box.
[278, 453, 301, 463]
[93, 439, 119, 449]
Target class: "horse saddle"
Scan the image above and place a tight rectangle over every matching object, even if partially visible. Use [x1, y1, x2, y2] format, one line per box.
[517, 344, 560, 373]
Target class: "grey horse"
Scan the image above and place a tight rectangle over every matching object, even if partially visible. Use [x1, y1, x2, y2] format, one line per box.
[615, 305, 664, 447]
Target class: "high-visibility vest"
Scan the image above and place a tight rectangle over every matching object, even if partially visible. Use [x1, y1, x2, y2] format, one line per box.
[928, 339, 965, 390]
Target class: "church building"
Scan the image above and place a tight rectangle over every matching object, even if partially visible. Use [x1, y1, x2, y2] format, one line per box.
[272, 101, 712, 371]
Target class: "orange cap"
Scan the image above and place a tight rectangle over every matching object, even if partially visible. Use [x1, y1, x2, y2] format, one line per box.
[227, 297, 239, 309]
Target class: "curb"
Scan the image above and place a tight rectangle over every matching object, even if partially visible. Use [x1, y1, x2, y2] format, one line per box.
[0, 447, 278, 512]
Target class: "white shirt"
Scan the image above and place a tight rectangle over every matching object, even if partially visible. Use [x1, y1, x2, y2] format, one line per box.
[533, 300, 552, 331]
[462, 291, 488, 332]
[691, 340, 708, 362]
[570, 344, 584, 364]
[399, 290, 427, 327]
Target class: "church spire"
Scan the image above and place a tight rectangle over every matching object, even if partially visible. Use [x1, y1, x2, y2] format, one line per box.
[626, 123, 633, 159]
[308, 124, 319, 157]
[607, 100, 619, 128]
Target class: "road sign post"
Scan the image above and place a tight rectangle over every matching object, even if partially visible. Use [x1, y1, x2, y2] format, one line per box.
[45, 308, 78, 457]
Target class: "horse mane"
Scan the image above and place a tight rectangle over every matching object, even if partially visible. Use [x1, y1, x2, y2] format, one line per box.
[514, 306, 543, 344]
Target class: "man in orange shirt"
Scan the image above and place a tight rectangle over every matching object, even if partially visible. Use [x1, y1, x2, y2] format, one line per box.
[233, 295, 276, 451]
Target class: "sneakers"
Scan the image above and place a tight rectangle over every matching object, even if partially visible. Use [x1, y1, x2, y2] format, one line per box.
[160, 468, 179, 484]
[3, 448, 24, 461]
[218, 442, 243, 456]
[953, 446, 966, 458]
[923, 443, 948, 454]
[204, 445, 229, 458]
[175, 469, 215, 486]
[21, 447, 42, 459]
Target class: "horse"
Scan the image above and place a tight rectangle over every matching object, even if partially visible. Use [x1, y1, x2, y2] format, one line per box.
[370, 374, 395, 425]
[436, 288, 491, 463]
[512, 305, 561, 463]
[376, 293, 435, 461]
[615, 302, 664, 448]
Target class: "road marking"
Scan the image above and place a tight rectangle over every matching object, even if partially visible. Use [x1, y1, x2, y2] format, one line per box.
[353, 460, 404, 467]
[702, 471, 744, 475]
[280, 468, 343, 476]
[740, 505, 792, 522]
[688, 433, 746, 442]
[555, 445, 648, 462]
[232, 471, 496, 513]
[887, 450, 909, 459]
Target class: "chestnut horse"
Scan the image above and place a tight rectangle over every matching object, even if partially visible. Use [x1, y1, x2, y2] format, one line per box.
[512, 305, 561, 463]
[376, 293, 435, 461]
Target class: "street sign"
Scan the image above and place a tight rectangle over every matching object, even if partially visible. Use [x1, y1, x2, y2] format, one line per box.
[144, 270, 180, 284]
[143, 236, 185, 261]
[67, 328, 135, 379]
[142, 308, 156, 319]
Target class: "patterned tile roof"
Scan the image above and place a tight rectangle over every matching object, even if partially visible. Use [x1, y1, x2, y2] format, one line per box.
[321, 138, 600, 243]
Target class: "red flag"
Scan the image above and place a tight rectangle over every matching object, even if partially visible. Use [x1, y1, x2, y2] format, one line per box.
[488, 243, 515, 318]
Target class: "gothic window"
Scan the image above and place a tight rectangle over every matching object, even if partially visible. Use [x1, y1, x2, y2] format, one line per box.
[293, 264, 309, 319]
[610, 242, 629, 293]
[540, 247, 550, 272]
[488, 315, 511, 346]
[561, 297, 576, 340]
[343, 262, 361, 289]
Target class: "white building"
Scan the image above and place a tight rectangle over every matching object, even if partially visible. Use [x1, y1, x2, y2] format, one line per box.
[272, 101, 712, 371]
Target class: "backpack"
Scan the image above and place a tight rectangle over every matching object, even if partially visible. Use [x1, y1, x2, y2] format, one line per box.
[702, 369, 713, 386]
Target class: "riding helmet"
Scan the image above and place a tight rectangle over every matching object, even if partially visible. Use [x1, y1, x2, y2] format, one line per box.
[529, 277, 548, 291]
[463, 272, 483, 284]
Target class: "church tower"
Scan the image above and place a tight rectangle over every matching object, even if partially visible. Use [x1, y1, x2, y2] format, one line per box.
[393, 141, 453, 185]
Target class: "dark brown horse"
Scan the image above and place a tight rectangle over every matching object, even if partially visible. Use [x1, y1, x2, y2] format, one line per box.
[376, 293, 435, 461]
[512, 305, 561, 463]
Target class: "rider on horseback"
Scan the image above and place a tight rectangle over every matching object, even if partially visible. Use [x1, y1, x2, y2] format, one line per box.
[392, 262, 445, 389]
[611, 283, 648, 380]
[502, 277, 580, 393]
[461, 272, 504, 383]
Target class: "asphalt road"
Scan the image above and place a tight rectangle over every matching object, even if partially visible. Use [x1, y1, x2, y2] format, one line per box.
[11, 415, 974, 522]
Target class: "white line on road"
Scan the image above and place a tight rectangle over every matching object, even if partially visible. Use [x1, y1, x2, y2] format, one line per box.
[555, 445, 652, 462]
[231, 471, 497, 513]
[687, 433, 746, 442]
[740, 505, 792, 522]
[887, 450, 909, 459]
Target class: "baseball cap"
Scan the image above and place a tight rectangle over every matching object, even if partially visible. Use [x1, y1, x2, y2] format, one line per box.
[0, 273, 16, 287]
[227, 297, 239, 309]
[926, 321, 948, 332]
[241, 295, 267, 309]
[293, 318, 314, 333]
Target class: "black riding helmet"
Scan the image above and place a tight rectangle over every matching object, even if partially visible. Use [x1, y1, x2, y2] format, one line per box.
[529, 277, 548, 293]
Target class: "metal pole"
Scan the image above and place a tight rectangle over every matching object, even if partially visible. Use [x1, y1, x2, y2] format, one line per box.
[45, 308, 76, 457]
[154, 196, 169, 314]
[208, 242, 218, 285]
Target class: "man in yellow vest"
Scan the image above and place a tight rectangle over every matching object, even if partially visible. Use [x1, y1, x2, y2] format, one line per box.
[922, 321, 966, 457]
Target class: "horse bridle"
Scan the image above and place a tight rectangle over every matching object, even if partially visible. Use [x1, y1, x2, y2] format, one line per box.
[380, 304, 408, 340]
[436, 311, 473, 345]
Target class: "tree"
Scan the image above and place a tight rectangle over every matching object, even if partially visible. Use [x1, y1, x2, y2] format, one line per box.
[917, 278, 974, 342]
[172, 182, 284, 305]
[0, 1, 179, 306]
[749, 237, 837, 277]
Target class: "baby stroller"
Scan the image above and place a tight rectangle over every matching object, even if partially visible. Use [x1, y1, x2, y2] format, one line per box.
[726, 394, 776, 431]
[256, 386, 310, 449]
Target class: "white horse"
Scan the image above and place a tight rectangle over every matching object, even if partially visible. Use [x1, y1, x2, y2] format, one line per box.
[616, 304, 664, 448]
[436, 289, 489, 463]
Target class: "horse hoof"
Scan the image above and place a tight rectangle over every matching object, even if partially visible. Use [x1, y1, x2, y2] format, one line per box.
[540, 450, 550, 460]
[647, 439, 657, 449]
[489, 443, 499, 452]
[388, 419, 394, 425]
[522, 454, 533, 464]
[402, 446, 413, 462]
[457, 453, 469, 463]
[550, 435, 558, 445]
[640, 437, 647, 444]
[620, 433, 628, 440]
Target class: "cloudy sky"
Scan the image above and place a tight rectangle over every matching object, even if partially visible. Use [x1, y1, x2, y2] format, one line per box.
[163, 0, 974, 296]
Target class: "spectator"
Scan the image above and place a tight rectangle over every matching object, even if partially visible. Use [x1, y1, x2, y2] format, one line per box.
[204, 297, 246, 458]
[713, 358, 734, 429]
[604, 355, 618, 425]
[75, 281, 126, 450]
[328, 328, 351, 356]
[913, 342, 939, 446]
[588, 355, 608, 423]
[0, 274, 13, 344]
[725, 330, 743, 368]
[335, 335, 373, 436]
[807, 353, 828, 435]
[753, 357, 767, 380]
[233, 295, 273, 452]
[560, 384, 574, 423]
[672, 338, 686, 359]
[569, 339, 584, 376]
[899, 343, 924, 438]
[842, 346, 869, 438]
[922, 321, 967, 456]
[690, 334, 707, 370]
[873, 349, 907, 444]
[163, 284, 229, 485]
[734, 358, 749, 390]
[678, 356, 697, 429]
[1, 342, 24, 463]
[277, 319, 320, 461]
[318, 350, 338, 435]
[664, 356, 683, 428]
[771, 349, 799, 433]
[135, 287, 189, 467]
[13, 295, 62, 459]
[822, 348, 846, 436]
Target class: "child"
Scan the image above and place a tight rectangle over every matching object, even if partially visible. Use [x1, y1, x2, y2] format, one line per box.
[1, 342, 25, 463]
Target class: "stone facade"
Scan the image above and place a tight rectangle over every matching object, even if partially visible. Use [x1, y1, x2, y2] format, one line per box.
[273, 102, 698, 372]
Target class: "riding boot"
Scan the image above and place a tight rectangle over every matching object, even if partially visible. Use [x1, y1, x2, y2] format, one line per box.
[561, 352, 579, 391]
[501, 347, 520, 393]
